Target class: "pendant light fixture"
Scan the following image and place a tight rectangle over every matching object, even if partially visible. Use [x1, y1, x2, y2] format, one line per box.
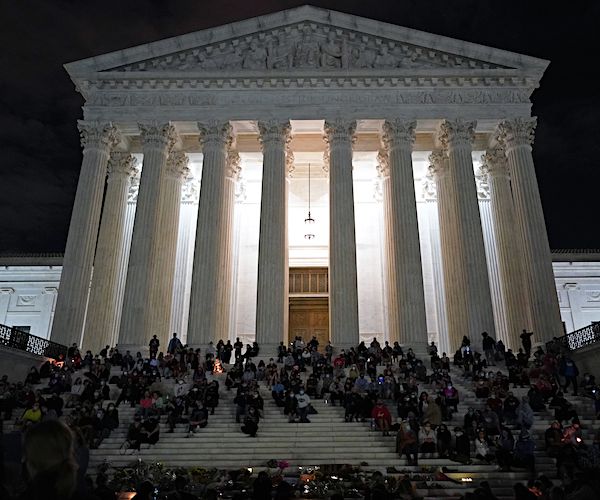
[304, 162, 315, 240]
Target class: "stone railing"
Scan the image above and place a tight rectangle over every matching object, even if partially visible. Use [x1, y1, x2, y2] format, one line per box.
[0, 323, 67, 360]
[546, 323, 600, 352]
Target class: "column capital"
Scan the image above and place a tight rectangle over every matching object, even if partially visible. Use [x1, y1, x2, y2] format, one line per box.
[496, 117, 537, 151]
[257, 120, 291, 150]
[438, 119, 476, 151]
[138, 122, 178, 152]
[226, 149, 242, 180]
[108, 152, 138, 180]
[77, 121, 120, 152]
[428, 151, 449, 179]
[376, 149, 389, 179]
[475, 166, 491, 200]
[481, 147, 510, 179]
[322, 149, 330, 174]
[166, 151, 190, 180]
[381, 119, 416, 151]
[198, 121, 233, 150]
[323, 119, 356, 148]
[285, 150, 296, 177]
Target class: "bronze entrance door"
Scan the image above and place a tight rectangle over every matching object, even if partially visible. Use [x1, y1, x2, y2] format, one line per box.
[288, 297, 329, 348]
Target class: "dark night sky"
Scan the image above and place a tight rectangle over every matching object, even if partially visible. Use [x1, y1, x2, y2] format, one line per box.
[1, 0, 599, 253]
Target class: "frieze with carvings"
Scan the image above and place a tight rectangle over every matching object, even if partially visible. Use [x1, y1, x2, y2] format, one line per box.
[109, 23, 507, 74]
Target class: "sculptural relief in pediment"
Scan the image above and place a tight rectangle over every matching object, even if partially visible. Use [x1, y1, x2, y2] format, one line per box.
[110, 23, 508, 73]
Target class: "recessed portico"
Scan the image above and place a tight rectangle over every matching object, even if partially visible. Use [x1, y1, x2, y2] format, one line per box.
[51, 5, 563, 355]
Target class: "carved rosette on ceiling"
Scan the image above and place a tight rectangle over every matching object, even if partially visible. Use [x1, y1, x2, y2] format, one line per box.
[112, 22, 505, 74]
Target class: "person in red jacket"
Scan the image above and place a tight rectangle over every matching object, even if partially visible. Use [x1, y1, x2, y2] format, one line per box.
[371, 400, 392, 436]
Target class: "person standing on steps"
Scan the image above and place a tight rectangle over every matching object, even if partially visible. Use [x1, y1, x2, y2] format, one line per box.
[167, 333, 183, 355]
[482, 332, 496, 366]
[233, 337, 244, 361]
[559, 355, 580, 396]
[148, 335, 159, 358]
[520, 329, 534, 360]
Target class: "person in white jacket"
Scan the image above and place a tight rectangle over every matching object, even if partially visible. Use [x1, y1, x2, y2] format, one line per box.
[419, 421, 437, 458]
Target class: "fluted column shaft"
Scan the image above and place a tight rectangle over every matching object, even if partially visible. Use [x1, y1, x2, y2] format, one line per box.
[51, 121, 119, 346]
[255, 121, 291, 349]
[430, 152, 467, 351]
[83, 153, 137, 353]
[498, 118, 562, 342]
[482, 148, 528, 350]
[158, 151, 189, 341]
[380, 120, 428, 350]
[325, 119, 360, 348]
[187, 123, 235, 346]
[118, 123, 178, 349]
[219, 150, 241, 342]
[438, 119, 497, 349]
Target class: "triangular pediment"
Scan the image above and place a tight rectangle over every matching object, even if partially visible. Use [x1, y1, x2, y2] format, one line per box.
[65, 5, 548, 78]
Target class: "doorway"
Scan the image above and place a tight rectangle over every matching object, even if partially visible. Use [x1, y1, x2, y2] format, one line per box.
[288, 297, 329, 347]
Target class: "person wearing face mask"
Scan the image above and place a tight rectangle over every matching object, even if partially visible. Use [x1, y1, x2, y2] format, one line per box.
[396, 420, 418, 466]
[443, 382, 459, 413]
[295, 388, 311, 423]
[419, 421, 437, 458]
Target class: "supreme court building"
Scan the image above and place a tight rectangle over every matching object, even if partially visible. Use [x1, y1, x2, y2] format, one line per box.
[43, 6, 566, 356]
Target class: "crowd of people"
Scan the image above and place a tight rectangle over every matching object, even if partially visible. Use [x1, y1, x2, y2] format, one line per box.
[0, 329, 599, 499]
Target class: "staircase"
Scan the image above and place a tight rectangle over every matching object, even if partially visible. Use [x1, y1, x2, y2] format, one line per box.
[4, 356, 597, 499]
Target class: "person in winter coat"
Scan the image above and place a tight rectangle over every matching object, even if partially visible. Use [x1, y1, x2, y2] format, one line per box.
[396, 421, 418, 465]
[371, 400, 392, 436]
[475, 430, 494, 463]
[559, 356, 580, 396]
[419, 421, 437, 457]
[516, 396, 534, 430]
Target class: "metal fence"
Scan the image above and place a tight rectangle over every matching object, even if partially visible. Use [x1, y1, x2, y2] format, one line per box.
[0, 323, 67, 360]
[546, 323, 600, 352]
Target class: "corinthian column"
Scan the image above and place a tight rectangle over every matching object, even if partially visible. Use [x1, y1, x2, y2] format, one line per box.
[438, 119, 496, 347]
[118, 122, 178, 351]
[429, 152, 467, 351]
[50, 121, 120, 347]
[497, 118, 562, 342]
[380, 120, 428, 351]
[324, 119, 359, 348]
[158, 151, 189, 339]
[83, 153, 138, 353]
[255, 121, 291, 352]
[187, 122, 233, 346]
[481, 147, 528, 350]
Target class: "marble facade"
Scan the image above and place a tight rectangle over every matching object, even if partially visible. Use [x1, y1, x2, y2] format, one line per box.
[11, 6, 578, 353]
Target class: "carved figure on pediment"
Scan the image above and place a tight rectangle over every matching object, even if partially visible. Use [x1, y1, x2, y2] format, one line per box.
[198, 53, 218, 70]
[267, 35, 293, 69]
[222, 47, 244, 70]
[242, 40, 267, 70]
[178, 52, 199, 70]
[351, 46, 376, 68]
[294, 27, 320, 68]
[374, 46, 397, 69]
[319, 32, 348, 69]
